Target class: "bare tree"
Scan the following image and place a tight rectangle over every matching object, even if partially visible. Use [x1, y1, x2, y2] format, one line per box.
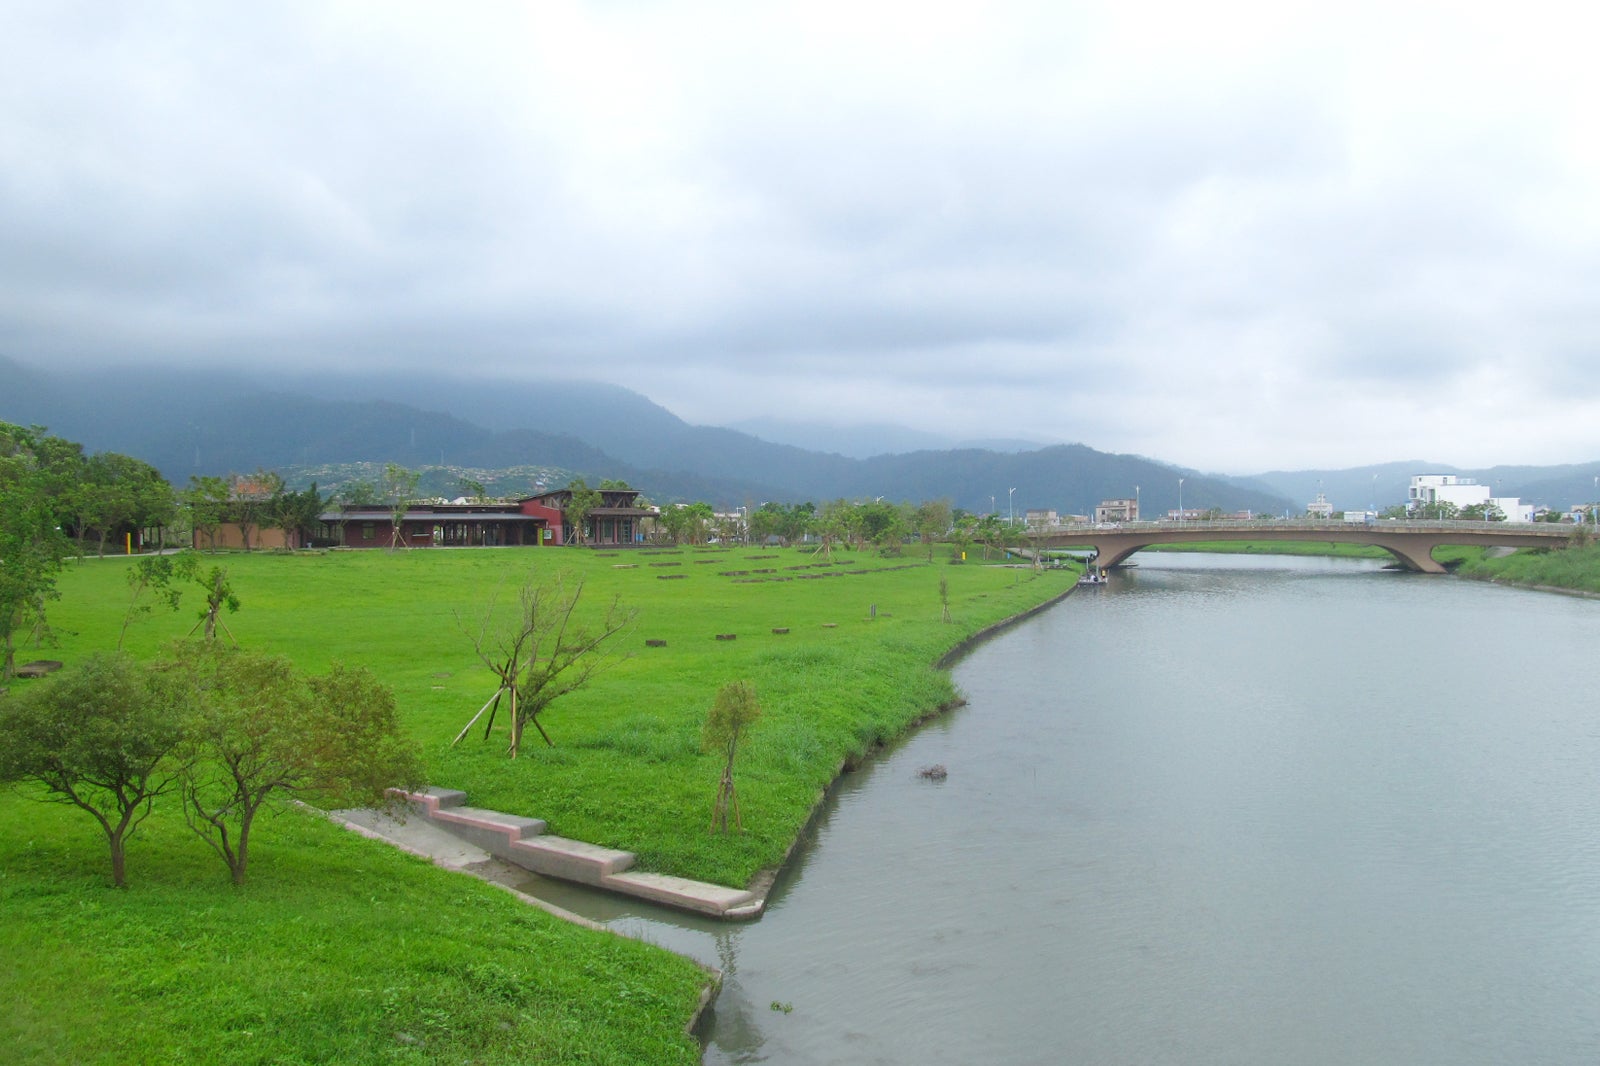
[703, 680, 761, 832]
[456, 571, 636, 756]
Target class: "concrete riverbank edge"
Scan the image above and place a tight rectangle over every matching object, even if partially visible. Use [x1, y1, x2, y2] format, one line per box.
[324, 804, 722, 1041]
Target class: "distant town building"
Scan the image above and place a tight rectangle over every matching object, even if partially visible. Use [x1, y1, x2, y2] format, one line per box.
[1306, 492, 1334, 519]
[1024, 508, 1059, 529]
[1409, 474, 1490, 510]
[1094, 498, 1139, 523]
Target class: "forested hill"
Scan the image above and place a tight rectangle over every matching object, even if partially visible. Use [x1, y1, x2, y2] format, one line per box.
[1, 356, 1290, 515]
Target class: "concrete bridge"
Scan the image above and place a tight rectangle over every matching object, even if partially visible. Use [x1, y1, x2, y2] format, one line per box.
[1023, 519, 1577, 574]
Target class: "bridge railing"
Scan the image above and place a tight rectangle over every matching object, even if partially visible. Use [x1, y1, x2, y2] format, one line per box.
[1024, 519, 1563, 536]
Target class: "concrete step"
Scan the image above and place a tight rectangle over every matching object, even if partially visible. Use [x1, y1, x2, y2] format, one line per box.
[431, 805, 548, 854]
[601, 870, 756, 918]
[510, 836, 636, 886]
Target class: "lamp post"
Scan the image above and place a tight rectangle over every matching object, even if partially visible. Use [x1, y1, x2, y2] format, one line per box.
[1135, 485, 1140, 522]
[1593, 477, 1597, 527]
[1177, 477, 1184, 523]
[1371, 473, 1378, 517]
[1008, 487, 1016, 526]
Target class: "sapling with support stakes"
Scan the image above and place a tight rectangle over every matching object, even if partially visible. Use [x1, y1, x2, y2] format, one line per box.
[704, 679, 761, 833]
[455, 570, 635, 757]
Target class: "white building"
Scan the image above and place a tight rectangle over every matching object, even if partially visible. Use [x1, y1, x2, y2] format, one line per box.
[1306, 492, 1334, 519]
[1409, 474, 1490, 510]
[1409, 475, 1532, 521]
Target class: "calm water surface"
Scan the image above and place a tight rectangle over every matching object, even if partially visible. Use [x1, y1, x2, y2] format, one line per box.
[534, 554, 1600, 1064]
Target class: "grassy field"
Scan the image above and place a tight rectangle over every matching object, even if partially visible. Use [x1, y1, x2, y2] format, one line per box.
[4, 542, 1073, 1064]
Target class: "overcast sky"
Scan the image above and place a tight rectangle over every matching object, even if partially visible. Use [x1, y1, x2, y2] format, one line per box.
[4, 2, 1599, 472]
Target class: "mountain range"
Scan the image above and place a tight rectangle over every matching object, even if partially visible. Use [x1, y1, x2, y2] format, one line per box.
[4, 355, 1596, 515]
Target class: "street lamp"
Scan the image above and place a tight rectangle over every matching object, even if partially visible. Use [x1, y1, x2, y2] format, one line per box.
[1008, 487, 1016, 526]
[1177, 477, 1184, 523]
[1135, 485, 1140, 522]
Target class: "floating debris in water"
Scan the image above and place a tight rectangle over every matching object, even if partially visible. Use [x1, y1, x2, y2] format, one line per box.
[918, 764, 948, 780]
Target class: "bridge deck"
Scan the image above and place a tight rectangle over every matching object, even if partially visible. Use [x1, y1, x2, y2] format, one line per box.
[1024, 520, 1574, 574]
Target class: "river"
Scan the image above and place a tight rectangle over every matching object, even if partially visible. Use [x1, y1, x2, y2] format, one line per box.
[527, 553, 1600, 1064]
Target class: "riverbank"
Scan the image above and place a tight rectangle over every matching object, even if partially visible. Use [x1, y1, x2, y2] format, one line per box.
[2, 544, 1076, 1063]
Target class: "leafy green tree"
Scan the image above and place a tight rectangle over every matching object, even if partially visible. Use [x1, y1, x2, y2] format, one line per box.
[341, 478, 378, 506]
[182, 475, 232, 552]
[0, 423, 75, 677]
[64, 451, 175, 556]
[0, 654, 191, 887]
[659, 501, 715, 545]
[458, 477, 487, 503]
[911, 498, 953, 561]
[564, 478, 603, 546]
[703, 680, 761, 833]
[171, 645, 423, 885]
[271, 482, 325, 548]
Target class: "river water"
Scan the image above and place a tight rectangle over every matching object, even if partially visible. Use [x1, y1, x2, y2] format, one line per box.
[532, 553, 1600, 1064]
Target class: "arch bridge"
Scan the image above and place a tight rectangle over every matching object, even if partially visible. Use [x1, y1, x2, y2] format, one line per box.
[1023, 520, 1577, 574]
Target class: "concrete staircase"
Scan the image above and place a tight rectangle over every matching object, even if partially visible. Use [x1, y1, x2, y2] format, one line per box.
[395, 788, 764, 920]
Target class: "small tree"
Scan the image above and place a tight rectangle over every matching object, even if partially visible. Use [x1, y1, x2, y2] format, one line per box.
[172, 645, 423, 885]
[191, 565, 241, 643]
[382, 463, 421, 550]
[703, 680, 761, 833]
[564, 478, 603, 546]
[0, 654, 190, 887]
[457, 571, 636, 756]
[119, 549, 200, 649]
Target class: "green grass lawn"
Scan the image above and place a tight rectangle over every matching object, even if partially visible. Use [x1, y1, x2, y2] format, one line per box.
[4, 543, 1073, 1064]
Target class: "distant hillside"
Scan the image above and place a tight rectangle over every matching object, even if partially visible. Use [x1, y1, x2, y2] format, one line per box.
[2, 355, 1289, 514]
[1243, 460, 1600, 512]
[722, 417, 1044, 460]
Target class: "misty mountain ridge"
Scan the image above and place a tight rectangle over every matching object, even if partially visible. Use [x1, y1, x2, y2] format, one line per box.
[722, 417, 1046, 460]
[26, 354, 1594, 515]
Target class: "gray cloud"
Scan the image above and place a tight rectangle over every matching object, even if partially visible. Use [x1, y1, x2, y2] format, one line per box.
[4, 2, 1600, 471]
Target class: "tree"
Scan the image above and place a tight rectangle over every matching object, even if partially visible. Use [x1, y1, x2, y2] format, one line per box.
[341, 478, 378, 506]
[456, 571, 636, 756]
[171, 645, 423, 885]
[458, 477, 487, 503]
[659, 501, 714, 545]
[0, 654, 190, 887]
[183, 475, 232, 552]
[703, 680, 761, 833]
[119, 550, 200, 649]
[0, 423, 75, 678]
[564, 478, 603, 546]
[271, 482, 325, 548]
[911, 498, 953, 561]
[226, 469, 284, 551]
[381, 463, 421, 550]
[192, 564, 241, 643]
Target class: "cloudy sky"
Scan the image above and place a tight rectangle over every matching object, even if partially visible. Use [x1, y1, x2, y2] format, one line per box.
[4, 2, 1599, 472]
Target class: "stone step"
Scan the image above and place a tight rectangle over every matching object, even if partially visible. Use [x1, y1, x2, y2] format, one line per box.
[392, 786, 468, 814]
[510, 836, 636, 885]
[601, 870, 756, 918]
